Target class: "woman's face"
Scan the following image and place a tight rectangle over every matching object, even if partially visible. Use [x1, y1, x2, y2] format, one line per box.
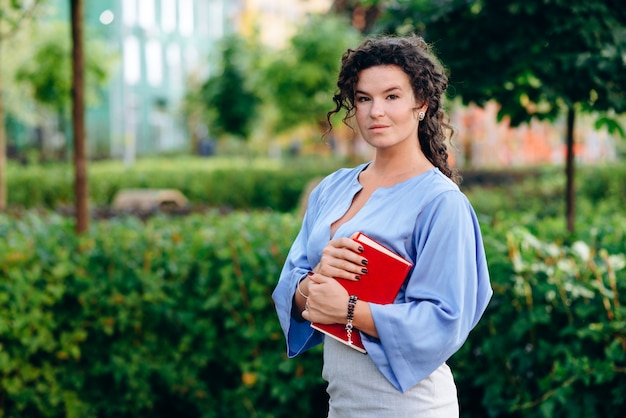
[354, 65, 425, 151]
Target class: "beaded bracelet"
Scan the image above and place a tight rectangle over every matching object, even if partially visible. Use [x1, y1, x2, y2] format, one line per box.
[345, 295, 358, 345]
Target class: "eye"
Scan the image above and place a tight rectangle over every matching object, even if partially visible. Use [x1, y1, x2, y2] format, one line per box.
[356, 96, 370, 103]
[387, 94, 399, 100]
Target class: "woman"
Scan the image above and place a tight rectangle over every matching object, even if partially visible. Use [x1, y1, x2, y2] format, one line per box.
[272, 35, 492, 417]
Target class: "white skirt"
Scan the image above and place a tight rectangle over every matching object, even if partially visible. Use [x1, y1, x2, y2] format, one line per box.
[322, 338, 459, 418]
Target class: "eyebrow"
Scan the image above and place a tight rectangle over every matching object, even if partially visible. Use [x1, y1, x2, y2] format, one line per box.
[355, 86, 403, 96]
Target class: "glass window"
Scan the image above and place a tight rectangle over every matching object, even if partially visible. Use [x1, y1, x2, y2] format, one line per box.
[179, 0, 194, 36]
[208, 0, 223, 38]
[161, 0, 177, 33]
[195, 0, 209, 37]
[146, 40, 164, 86]
[138, 0, 156, 29]
[123, 36, 141, 85]
[122, 0, 137, 26]
[167, 44, 182, 88]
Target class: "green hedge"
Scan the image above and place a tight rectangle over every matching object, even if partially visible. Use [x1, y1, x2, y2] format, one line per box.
[6, 157, 342, 212]
[1, 209, 625, 417]
[0, 211, 326, 418]
[454, 223, 626, 417]
[8, 157, 626, 214]
[465, 164, 626, 221]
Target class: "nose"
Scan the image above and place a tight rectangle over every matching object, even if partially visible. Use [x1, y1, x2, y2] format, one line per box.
[370, 99, 384, 117]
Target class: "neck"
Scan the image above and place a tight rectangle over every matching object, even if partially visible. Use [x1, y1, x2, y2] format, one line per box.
[370, 148, 433, 178]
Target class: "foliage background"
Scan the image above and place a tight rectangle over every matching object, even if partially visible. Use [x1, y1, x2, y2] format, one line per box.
[6, 157, 626, 215]
[1, 0, 625, 416]
[1, 158, 626, 417]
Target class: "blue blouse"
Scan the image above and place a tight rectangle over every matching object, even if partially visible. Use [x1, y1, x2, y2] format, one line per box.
[272, 163, 493, 393]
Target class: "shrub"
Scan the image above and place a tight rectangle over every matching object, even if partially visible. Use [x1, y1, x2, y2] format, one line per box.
[452, 226, 626, 417]
[6, 156, 343, 212]
[11, 158, 625, 215]
[0, 211, 326, 418]
[1, 179, 625, 417]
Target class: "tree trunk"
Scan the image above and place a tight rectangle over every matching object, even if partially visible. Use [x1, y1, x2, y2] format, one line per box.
[0, 50, 6, 211]
[565, 105, 575, 234]
[71, 0, 88, 233]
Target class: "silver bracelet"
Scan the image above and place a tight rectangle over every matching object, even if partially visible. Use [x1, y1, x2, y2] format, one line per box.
[297, 273, 311, 299]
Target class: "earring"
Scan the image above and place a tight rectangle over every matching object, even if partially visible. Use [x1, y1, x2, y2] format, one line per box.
[418, 111, 425, 121]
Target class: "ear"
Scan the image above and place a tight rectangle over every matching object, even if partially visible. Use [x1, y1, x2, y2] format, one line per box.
[413, 103, 428, 116]
[414, 104, 428, 121]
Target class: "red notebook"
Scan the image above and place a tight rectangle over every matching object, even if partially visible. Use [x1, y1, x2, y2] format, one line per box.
[310, 232, 413, 353]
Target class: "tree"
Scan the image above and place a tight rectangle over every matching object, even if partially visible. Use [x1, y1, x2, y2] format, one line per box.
[0, 0, 43, 210]
[15, 21, 112, 159]
[262, 14, 362, 133]
[376, 0, 626, 233]
[198, 34, 261, 140]
[70, 0, 87, 233]
[331, 0, 383, 33]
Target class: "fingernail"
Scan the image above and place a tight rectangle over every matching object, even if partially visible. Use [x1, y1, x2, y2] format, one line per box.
[355, 275, 361, 280]
[361, 268, 368, 274]
[307, 271, 314, 276]
[361, 259, 368, 265]
[358, 246, 364, 253]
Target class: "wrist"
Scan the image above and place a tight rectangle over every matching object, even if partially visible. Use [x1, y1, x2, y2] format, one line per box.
[297, 271, 313, 299]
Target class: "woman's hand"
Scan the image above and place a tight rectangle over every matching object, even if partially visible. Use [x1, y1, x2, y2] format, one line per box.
[301, 233, 369, 324]
[302, 271, 378, 337]
[313, 232, 369, 281]
[301, 272, 349, 324]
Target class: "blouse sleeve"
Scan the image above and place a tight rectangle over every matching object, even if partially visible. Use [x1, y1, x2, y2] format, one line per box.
[363, 190, 493, 393]
[272, 185, 325, 357]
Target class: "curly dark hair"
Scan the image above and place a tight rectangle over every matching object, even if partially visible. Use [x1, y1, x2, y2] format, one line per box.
[326, 34, 459, 183]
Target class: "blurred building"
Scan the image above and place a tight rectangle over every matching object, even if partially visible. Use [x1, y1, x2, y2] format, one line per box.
[39, 0, 335, 160]
[49, 0, 241, 160]
[16, 1, 616, 166]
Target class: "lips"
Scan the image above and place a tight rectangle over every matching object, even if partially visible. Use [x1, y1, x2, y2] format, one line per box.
[369, 124, 389, 130]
